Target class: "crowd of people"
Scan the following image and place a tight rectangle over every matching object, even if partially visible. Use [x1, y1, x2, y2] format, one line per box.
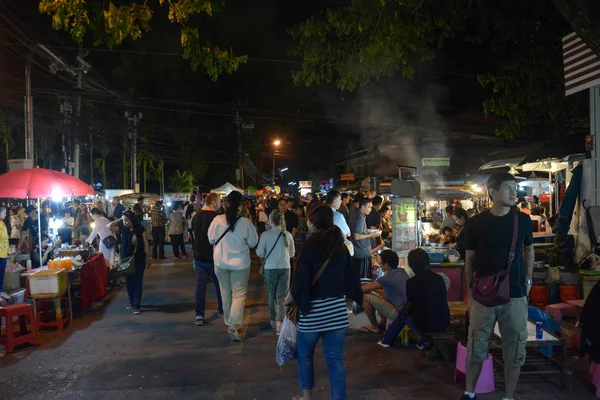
[5, 176, 597, 400]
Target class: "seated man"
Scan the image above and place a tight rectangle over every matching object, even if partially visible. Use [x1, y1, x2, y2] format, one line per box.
[440, 226, 455, 245]
[378, 248, 450, 348]
[360, 250, 409, 333]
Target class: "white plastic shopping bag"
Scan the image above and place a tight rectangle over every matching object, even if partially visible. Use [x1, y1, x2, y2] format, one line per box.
[275, 317, 297, 366]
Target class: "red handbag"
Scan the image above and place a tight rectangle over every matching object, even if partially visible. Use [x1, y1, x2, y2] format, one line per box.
[472, 211, 518, 307]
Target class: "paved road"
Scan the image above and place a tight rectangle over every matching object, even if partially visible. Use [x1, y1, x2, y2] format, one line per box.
[0, 251, 597, 399]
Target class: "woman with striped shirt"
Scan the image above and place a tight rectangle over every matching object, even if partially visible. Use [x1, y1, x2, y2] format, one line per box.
[290, 204, 363, 400]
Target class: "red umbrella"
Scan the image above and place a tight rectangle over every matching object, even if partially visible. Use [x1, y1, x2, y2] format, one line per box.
[0, 167, 94, 199]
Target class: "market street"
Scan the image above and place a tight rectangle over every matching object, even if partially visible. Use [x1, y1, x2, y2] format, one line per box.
[0, 250, 597, 400]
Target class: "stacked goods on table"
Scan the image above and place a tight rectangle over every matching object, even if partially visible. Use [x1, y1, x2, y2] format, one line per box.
[56, 246, 94, 262]
[47, 256, 84, 271]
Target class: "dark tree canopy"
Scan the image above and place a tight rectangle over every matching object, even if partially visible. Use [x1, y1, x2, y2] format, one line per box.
[291, 0, 588, 139]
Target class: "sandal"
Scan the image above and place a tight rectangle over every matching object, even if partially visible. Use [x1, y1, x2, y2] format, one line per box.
[360, 325, 381, 334]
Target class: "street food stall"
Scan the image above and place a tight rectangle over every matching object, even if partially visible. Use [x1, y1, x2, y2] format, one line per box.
[389, 169, 467, 301]
[0, 168, 108, 318]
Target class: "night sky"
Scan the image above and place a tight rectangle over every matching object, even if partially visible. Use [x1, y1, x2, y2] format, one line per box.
[0, 1, 579, 191]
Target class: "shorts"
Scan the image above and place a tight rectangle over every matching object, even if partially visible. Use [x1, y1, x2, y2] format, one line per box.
[365, 292, 399, 320]
[468, 296, 528, 368]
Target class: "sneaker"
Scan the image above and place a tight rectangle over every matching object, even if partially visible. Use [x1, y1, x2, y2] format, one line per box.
[459, 395, 476, 400]
[228, 329, 242, 341]
[182, 254, 189, 259]
[377, 340, 391, 348]
[0, 292, 10, 300]
[133, 309, 142, 315]
[126, 303, 134, 309]
[416, 343, 425, 350]
[217, 312, 224, 318]
[195, 316, 205, 326]
[174, 256, 181, 260]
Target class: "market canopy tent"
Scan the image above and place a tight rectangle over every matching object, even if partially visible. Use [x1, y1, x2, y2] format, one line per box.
[0, 167, 94, 265]
[0, 167, 94, 199]
[210, 182, 244, 196]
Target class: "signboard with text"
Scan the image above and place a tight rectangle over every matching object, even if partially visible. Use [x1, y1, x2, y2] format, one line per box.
[421, 158, 450, 167]
[299, 181, 312, 188]
[392, 197, 418, 253]
[341, 173, 355, 181]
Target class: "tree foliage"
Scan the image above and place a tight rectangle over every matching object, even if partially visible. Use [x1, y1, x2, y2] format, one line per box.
[38, 0, 247, 80]
[169, 169, 195, 193]
[291, 0, 586, 139]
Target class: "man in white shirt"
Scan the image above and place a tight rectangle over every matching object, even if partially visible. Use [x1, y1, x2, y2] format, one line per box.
[325, 190, 351, 238]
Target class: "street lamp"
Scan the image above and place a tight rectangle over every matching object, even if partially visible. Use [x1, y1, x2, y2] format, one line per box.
[272, 139, 281, 187]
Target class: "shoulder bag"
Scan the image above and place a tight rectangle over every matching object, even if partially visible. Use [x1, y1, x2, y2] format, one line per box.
[118, 237, 138, 277]
[471, 211, 518, 307]
[102, 234, 118, 249]
[259, 230, 284, 275]
[285, 257, 331, 324]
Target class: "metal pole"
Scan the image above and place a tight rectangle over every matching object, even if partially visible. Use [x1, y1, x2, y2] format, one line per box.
[37, 198, 42, 267]
[25, 47, 37, 160]
[236, 108, 244, 190]
[272, 152, 275, 187]
[74, 45, 83, 178]
[89, 133, 93, 185]
[592, 87, 600, 206]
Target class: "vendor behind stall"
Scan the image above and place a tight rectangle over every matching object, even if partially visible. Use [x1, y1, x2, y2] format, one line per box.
[19, 205, 48, 252]
[452, 208, 470, 260]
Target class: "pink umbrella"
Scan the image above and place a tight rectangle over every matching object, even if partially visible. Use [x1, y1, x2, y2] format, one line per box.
[0, 167, 94, 264]
[0, 167, 94, 198]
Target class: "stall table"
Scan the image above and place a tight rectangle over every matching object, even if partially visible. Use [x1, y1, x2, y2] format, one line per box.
[79, 253, 108, 311]
[491, 320, 566, 390]
[430, 262, 466, 301]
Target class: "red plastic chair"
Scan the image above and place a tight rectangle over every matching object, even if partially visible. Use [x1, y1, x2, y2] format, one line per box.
[0, 304, 40, 353]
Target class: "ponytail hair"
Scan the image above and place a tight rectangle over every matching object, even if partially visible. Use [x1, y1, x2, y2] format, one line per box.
[225, 191, 243, 232]
[309, 204, 344, 256]
[269, 209, 288, 247]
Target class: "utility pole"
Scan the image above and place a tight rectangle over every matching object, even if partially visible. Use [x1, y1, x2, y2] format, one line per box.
[235, 108, 244, 190]
[89, 133, 93, 186]
[25, 44, 77, 164]
[59, 97, 73, 173]
[74, 45, 84, 179]
[233, 99, 250, 191]
[125, 111, 142, 192]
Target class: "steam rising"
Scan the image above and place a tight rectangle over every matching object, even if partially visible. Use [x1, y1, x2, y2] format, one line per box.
[354, 85, 452, 181]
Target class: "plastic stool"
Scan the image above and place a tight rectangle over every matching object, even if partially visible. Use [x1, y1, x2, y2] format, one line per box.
[545, 303, 577, 322]
[33, 294, 70, 334]
[0, 304, 40, 353]
[454, 342, 495, 394]
[589, 363, 600, 398]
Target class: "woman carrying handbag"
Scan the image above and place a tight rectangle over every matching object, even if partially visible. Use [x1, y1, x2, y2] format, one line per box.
[289, 204, 362, 400]
[256, 209, 295, 335]
[109, 210, 151, 315]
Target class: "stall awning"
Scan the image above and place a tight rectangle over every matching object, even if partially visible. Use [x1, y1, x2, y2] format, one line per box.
[479, 136, 587, 171]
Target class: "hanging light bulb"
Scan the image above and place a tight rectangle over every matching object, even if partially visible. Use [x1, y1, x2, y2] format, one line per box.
[508, 165, 520, 175]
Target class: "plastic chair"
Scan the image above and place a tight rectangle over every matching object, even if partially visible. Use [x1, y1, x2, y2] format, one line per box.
[545, 303, 577, 322]
[33, 294, 70, 334]
[0, 304, 40, 353]
[454, 342, 495, 394]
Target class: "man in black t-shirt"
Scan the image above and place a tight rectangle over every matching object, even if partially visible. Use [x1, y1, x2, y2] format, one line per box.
[19, 205, 48, 251]
[191, 193, 223, 326]
[460, 173, 534, 400]
[278, 198, 298, 238]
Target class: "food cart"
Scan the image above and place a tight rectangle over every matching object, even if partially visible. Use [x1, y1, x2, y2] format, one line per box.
[390, 169, 467, 301]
